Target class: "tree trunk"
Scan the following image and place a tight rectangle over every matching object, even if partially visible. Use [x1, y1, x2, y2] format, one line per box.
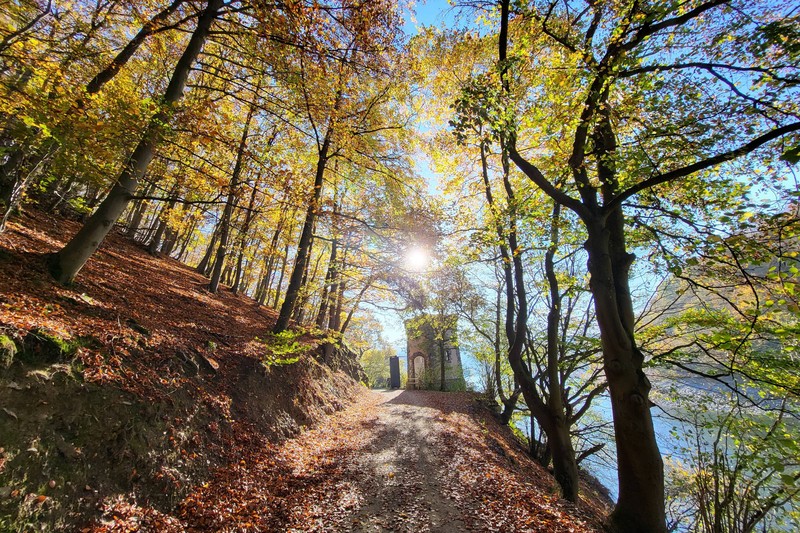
[209, 93, 256, 293]
[271, 243, 289, 309]
[315, 239, 337, 328]
[85, 0, 187, 95]
[177, 218, 196, 261]
[439, 339, 446, 391]
[273, 133, 331, 332]
[293, 235, 321, 325]
[233, 175, 260, 295]
[328, 246, 347, 331]
[196, 220, 220, 274]
[147, 184, 179, 255]
[125, 180, 157, 239]
[147, 216, 167, 254]
[585, 215, 665, 533]
[0, 0, 187, 220]
[161, 226, 178, 256]
[48, 0, 223, 284]
[339, 276, 371, 335]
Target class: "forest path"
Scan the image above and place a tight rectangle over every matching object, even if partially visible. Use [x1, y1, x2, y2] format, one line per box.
[150, 389, 601, 532]
[341, 390, 470, 532]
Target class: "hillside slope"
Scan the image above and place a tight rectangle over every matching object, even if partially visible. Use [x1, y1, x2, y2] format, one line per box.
[0, 211, 609, 531]
[0, 211, 362, 530]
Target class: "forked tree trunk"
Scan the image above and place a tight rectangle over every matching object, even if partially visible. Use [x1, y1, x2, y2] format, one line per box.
[48, 0, 223, 284]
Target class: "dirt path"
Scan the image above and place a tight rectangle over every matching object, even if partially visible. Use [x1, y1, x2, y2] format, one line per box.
[343, 390, 469, 532]
[97, 389, 604, 532]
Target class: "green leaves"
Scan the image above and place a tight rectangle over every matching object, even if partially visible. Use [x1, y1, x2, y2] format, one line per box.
[781, 144, 800, 165]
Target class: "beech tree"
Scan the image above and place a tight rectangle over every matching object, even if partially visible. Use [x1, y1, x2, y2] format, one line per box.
[0, 0, 196, 231]
[48, 0, 225, 283]
[271, 0, 407, 333]
[479, 1, 800, 530]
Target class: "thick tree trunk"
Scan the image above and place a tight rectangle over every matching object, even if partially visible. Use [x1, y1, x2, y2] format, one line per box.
[48, 0, 222, 283]
[585, 216, 665, 533]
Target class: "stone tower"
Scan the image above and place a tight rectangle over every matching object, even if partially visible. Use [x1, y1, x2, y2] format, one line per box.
[405, 315, 464, 391]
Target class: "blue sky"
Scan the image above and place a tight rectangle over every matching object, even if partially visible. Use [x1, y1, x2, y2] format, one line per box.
[403, 1, 461, 35]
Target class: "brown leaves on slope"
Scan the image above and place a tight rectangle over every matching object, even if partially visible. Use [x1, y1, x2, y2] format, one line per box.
[0, 209, 277, 400]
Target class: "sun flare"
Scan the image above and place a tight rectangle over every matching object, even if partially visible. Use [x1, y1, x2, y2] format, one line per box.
[405, 246, 430, 272]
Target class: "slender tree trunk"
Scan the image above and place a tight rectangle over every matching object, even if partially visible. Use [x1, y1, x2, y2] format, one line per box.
[339, 276, 371, 335]
[271, 243, 289, 309]
[48, 0, 223, 283]
[0, 0, 187, 216]
[196, 221, 220, 274]
[439, 339, 446, 391]
[328, 246, 347, 331]
[161, 227, 178, 256]
[221, 263, 233, 286]
[331, 277, 345, 332]
[125, 181, 156, 239]
[148, 184, 179, 254]
[257, 214, 286, 304]
[85, 0, 187, 95]
[273, 134, 331, 332]
[315, 239, 337, 328]
[233, 175, 260, 295]
[177, 218, 196, 261]
[293, 235, 321, 324]
[209, 92, 257, 293]
[147, 216, 167, 254]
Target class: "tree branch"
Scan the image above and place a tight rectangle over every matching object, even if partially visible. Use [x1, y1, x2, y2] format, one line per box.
[606, 121, 800, 212]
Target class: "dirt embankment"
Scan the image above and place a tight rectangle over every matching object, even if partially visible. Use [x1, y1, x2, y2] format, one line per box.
[0, 210, 363, 531]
